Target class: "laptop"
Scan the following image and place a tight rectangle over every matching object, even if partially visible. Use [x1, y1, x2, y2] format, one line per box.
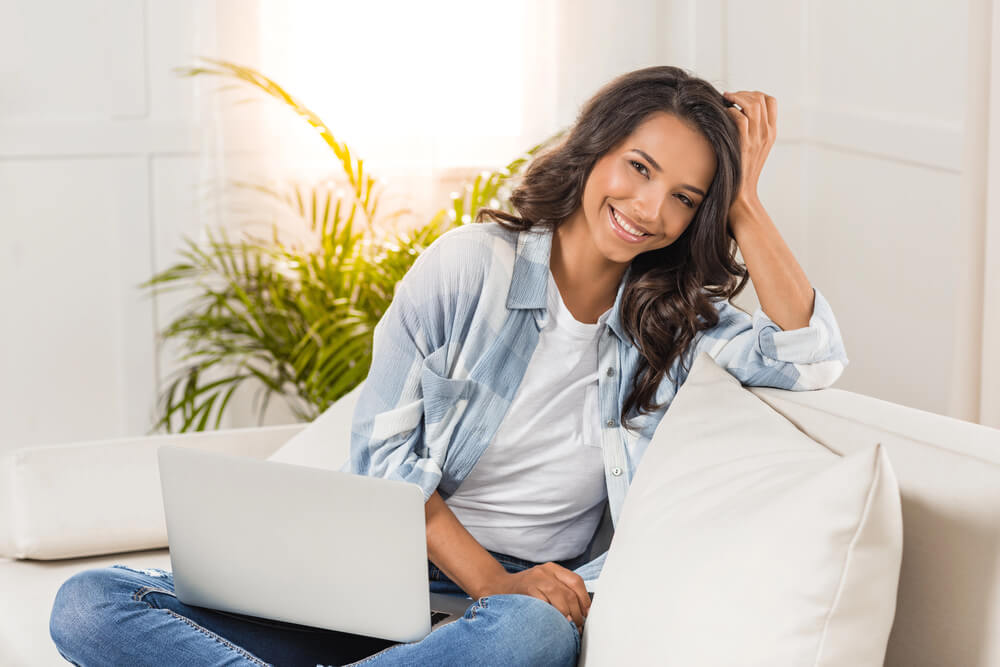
[156, 445, 471, 643]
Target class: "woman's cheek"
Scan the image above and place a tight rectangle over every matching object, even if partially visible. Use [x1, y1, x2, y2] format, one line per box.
[606, 165, 633, 198]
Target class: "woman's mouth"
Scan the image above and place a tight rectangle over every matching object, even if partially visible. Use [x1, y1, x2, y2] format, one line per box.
[608, 205, 651, 242]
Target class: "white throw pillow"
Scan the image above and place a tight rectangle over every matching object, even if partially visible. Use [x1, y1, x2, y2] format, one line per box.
[265, 381, 364, 469]
[580, 352, 903, 666]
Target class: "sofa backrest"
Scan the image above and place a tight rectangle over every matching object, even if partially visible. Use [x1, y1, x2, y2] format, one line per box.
[0, 422, 307, 560]
[748, 385, 1000, 667]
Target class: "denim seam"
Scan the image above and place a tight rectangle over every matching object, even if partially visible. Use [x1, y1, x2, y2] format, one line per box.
[131, 586, 272, 667]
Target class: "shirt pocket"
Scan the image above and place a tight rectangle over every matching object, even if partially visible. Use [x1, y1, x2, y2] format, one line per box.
[582, 382, 602, 449]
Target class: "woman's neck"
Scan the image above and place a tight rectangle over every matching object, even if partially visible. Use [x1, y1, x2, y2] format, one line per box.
[549, 215, 627, 324]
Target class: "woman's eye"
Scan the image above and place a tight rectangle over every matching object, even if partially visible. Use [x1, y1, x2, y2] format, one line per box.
[676, 194, 694, 208]
[629, 160, 649, 178]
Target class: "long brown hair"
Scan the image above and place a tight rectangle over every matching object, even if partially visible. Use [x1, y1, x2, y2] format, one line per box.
[476, 65, 748, 430]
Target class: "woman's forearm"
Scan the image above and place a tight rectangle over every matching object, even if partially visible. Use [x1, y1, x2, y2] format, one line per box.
[424, 490, 509, 599]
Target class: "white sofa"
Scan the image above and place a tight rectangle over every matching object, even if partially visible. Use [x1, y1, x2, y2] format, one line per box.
[4, 363, 1000, 666]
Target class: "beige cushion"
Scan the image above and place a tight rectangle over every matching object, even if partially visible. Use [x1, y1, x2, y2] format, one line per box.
[265, 381, 362, 468]
[0, 425, 303, 560]
[581, 352, 904, 666]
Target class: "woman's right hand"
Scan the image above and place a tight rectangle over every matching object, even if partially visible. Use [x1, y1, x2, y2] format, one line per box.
[484, 562, 592, 632]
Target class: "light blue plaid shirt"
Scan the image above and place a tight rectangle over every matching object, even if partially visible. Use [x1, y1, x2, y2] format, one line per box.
[346, 221, 849, 586]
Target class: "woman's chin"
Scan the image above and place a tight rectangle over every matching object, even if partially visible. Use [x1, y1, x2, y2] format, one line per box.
[598, 238, 643, 265]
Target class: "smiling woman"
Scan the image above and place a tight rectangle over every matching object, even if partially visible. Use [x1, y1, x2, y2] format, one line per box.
[48, 65, 849, 667]
[478, 65, 750, 421]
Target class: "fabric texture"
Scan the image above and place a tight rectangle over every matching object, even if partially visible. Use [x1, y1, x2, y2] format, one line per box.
[444, 269, 611, 562]
[579, 351, 903, 666]
[345, 221, 850, 587]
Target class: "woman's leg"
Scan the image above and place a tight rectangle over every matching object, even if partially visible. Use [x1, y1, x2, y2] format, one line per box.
[350, 550, 583, 667]
[49, 564, 395, 667]
[50, 550, 586, 666]
[345, 594, 580, 667]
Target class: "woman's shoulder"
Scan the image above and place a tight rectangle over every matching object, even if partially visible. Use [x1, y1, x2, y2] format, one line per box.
[430, 220, 519, 257]
[404, 221, 521, 294]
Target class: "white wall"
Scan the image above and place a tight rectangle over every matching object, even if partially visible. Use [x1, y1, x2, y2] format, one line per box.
[0, 0, 290, 453]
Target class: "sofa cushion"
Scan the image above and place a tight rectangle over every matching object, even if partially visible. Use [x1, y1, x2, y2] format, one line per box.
[580, 351, 903, 666]
[0, 548, 173, 666]
[265, 381, 363, 469]
[0, 425, 303, 560]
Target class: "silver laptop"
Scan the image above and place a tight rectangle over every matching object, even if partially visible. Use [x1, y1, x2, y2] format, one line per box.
[156, 445, 470, 643]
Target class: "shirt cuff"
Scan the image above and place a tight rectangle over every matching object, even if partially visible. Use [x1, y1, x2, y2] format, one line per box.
[753, 286, 848, 365]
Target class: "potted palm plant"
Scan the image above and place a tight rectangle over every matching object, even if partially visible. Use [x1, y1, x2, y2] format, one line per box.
[140, 58, 556, 433]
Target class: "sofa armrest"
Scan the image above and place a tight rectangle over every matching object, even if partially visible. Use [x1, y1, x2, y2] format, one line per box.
[0, 423, 304, 561]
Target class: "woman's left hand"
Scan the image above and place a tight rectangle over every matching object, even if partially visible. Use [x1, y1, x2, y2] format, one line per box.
[722, 90, 777, 211]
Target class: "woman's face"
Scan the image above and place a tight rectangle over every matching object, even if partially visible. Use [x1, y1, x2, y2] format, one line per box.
[577, 111, 717, 266]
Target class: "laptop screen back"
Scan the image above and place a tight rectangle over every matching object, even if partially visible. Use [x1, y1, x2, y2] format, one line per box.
[157, 445, 432, 642]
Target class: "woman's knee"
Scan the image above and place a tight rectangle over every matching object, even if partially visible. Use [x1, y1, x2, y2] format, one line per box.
[49, 566, 145, 656]
[472, 594, 580, 666]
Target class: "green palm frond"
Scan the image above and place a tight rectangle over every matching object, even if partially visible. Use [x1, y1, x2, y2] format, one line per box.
[175, 57, 380, 228]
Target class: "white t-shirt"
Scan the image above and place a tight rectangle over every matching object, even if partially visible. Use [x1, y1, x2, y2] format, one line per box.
[444, 269, 611, 562]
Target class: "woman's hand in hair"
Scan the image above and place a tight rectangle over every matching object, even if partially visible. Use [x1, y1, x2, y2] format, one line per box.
[483, 561, 592, 633]
[722, 89, 777, 213]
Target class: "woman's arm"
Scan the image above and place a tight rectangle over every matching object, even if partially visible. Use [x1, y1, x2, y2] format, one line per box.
[723, 90, 814, 331]
[424, 490, 508, 597]
[425, 490, 592, 631]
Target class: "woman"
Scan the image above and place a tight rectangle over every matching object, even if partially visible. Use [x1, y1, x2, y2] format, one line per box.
[49, 66, 847, 666]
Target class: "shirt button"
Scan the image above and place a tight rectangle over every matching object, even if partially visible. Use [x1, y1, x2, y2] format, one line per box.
[605, 367, 614, 377]
[611, 466, 623, 477]
[606, 419, 616, 427]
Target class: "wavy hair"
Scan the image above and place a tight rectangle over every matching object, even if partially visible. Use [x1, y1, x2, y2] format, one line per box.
[476, 65, 749, 430]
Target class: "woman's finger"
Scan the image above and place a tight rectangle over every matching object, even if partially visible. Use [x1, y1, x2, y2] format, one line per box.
[557, 585, 586, 632]
[531, 585, 554, 609]
[537, 581, 581, 630]
[763, 94, 778, 132]
[752, 92, 768, 142]
[551, 566, 592, 618]
[723, 90, 755, 115]
[725, 91, 764, 129]
[726, 106, 749, 138]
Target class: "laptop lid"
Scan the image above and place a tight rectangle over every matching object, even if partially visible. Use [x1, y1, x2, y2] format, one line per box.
[156, 445, 434, 643]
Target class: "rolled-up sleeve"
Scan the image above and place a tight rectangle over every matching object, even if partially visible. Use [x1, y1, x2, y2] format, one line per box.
[687, 286, 849, 390]
[342, 245, 450, 502]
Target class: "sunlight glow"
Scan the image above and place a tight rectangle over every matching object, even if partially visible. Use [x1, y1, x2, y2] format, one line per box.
[258, 0, 524, 168]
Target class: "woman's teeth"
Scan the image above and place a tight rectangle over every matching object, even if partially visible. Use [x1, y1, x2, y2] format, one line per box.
[611, 207, 649, 237]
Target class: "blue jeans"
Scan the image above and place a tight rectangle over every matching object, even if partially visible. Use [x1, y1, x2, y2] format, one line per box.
[49, 550, 587, 666]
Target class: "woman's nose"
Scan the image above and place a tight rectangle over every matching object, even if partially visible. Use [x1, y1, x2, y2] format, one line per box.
[635, 192, 666, 227]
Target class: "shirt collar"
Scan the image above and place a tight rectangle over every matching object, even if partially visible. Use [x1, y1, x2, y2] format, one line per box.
[505, 224, 633, 342]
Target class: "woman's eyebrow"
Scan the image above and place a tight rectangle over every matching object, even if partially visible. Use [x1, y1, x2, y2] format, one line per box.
[630, 148, 707, 198]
